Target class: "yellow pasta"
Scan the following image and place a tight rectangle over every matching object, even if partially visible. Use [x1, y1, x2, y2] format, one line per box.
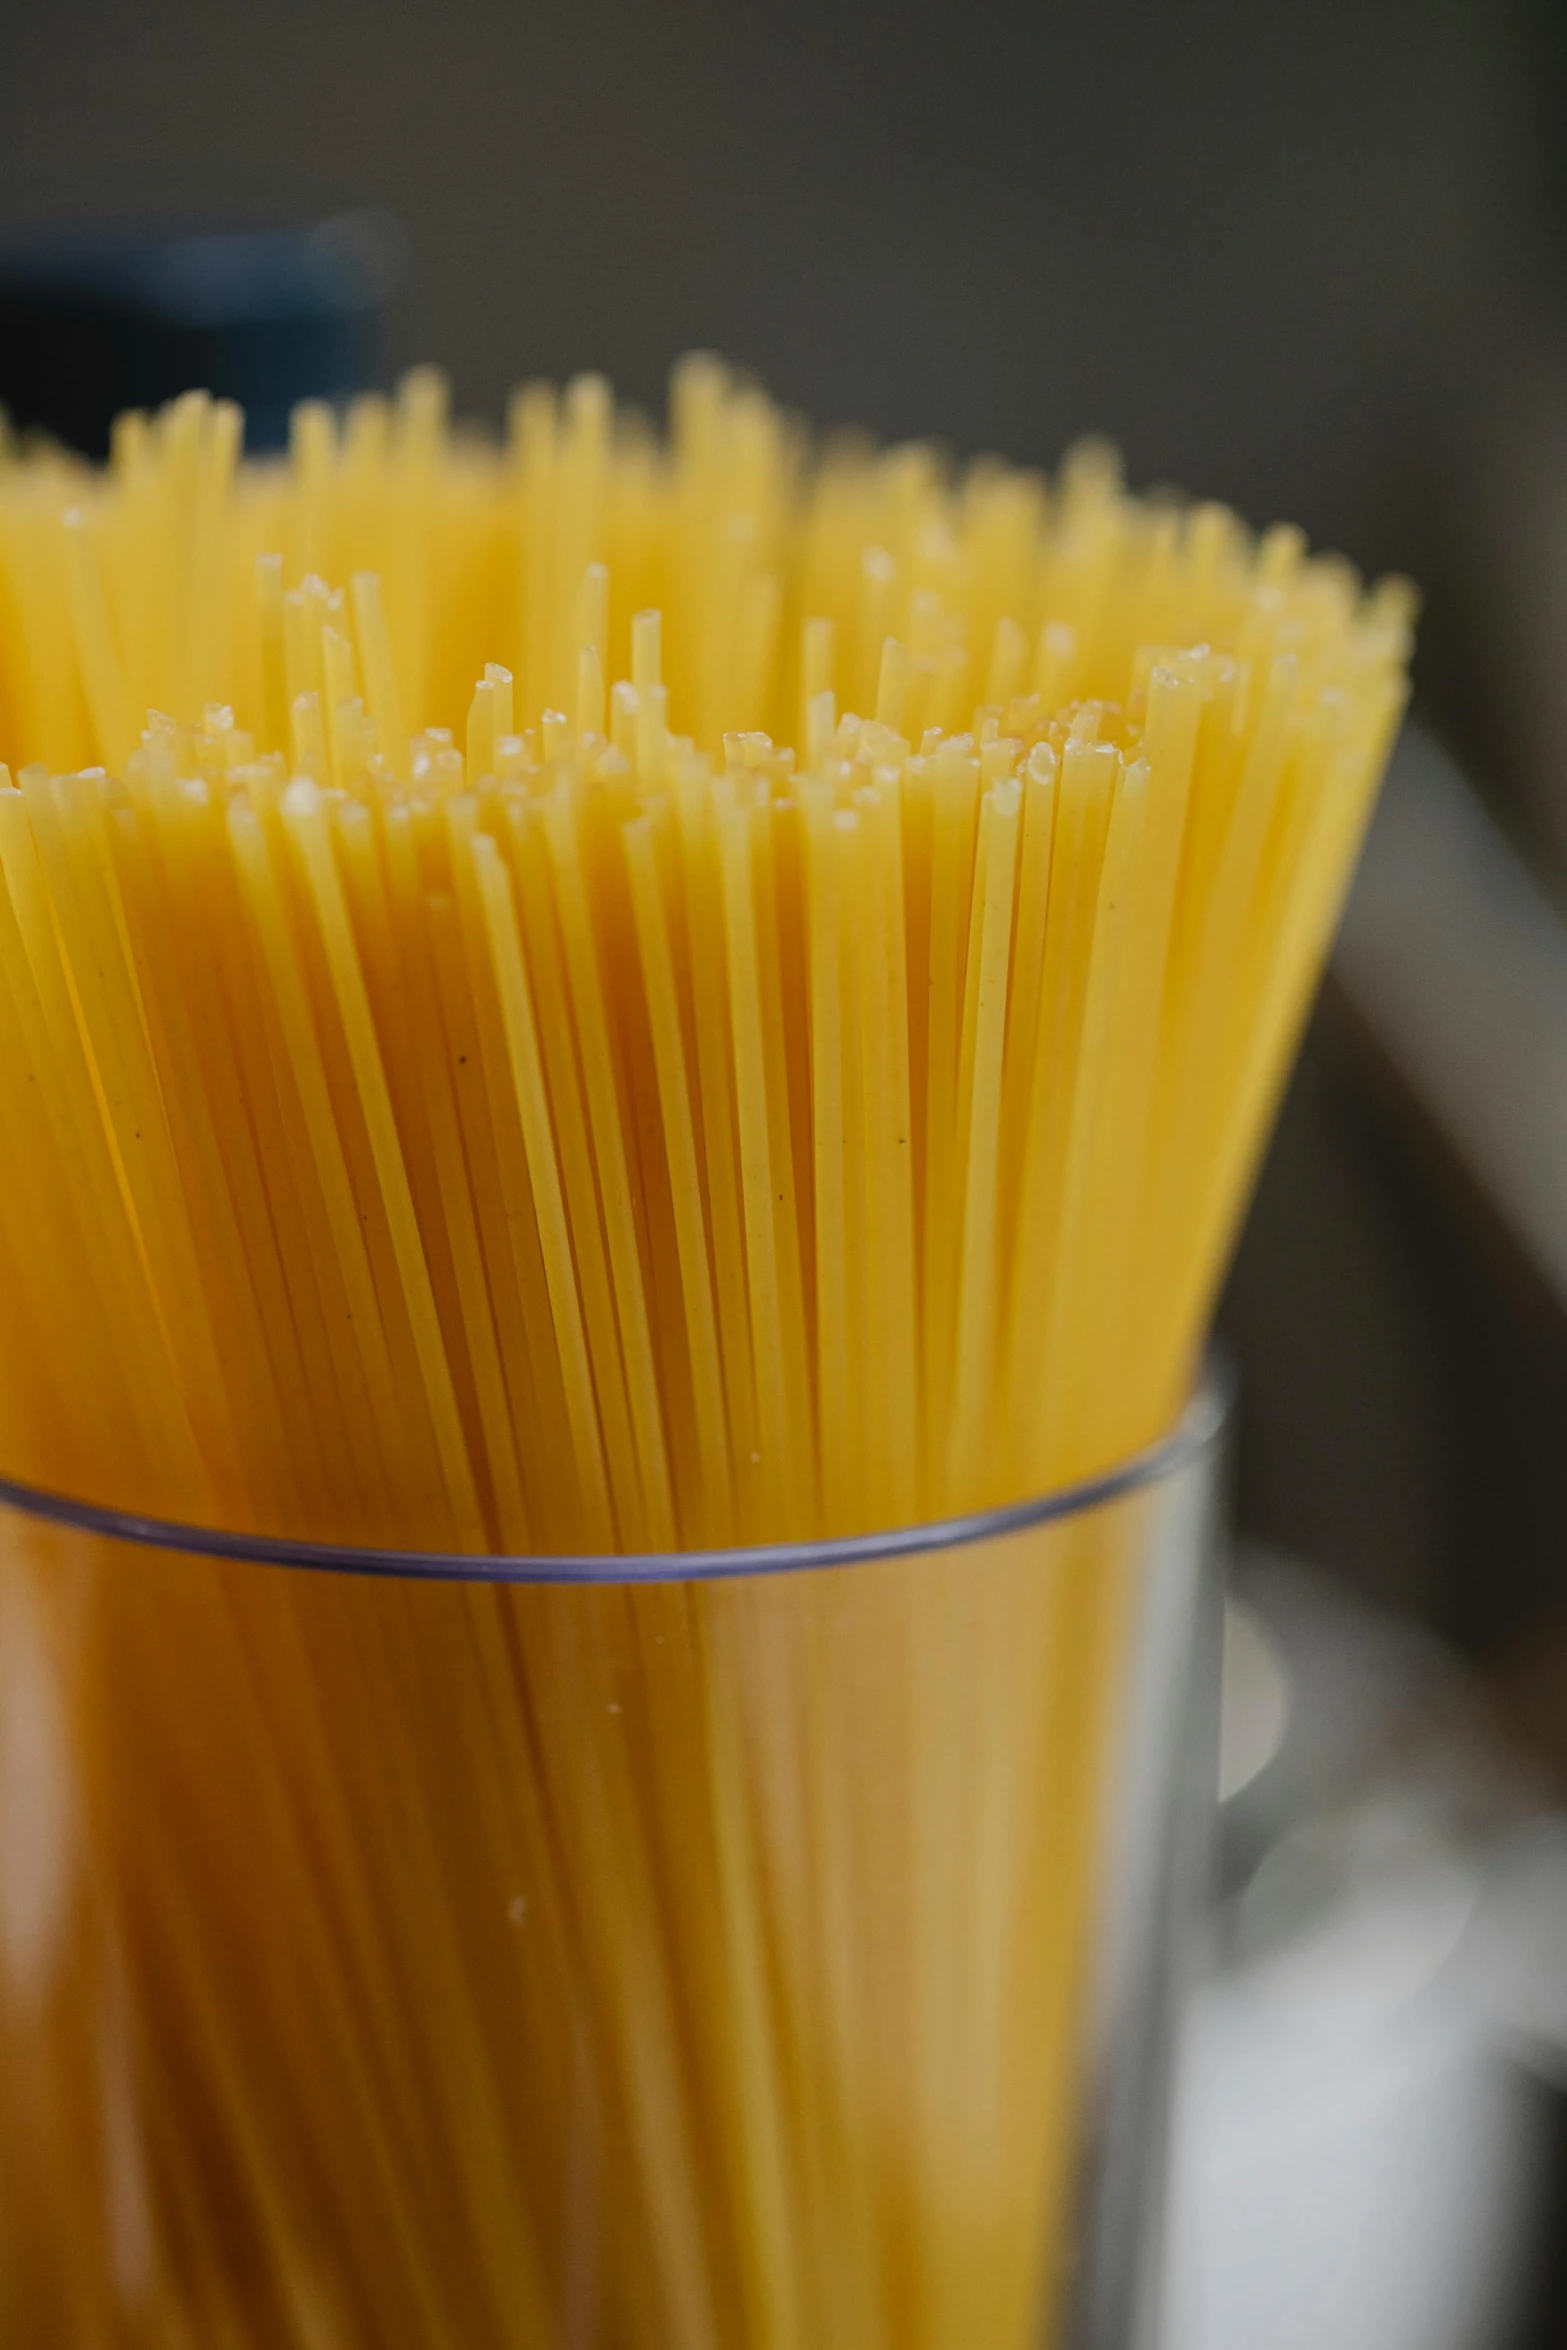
[0, 357, 1409, 2349]
[0, 361, 1407, 1544]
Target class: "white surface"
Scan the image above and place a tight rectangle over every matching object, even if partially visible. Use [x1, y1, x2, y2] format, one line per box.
[1163, 1840, 1545, 2350]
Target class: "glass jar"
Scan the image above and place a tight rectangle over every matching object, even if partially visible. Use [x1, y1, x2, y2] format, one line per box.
[0, 1387, 1224, 2350]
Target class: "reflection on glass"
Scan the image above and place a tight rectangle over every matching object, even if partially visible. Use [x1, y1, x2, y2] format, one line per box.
[0, 1394, 1218, 2350]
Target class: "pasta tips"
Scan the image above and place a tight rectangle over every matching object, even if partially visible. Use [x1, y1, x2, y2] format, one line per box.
[0, 363, 1411, 1548]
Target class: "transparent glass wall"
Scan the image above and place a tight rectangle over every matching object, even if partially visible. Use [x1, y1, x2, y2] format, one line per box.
[0, 1393, 1221, 2350]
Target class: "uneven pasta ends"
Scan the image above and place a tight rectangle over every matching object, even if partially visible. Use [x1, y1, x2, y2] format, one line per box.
[0, 358, 1410, 1551]
[0, 360, 1409, 2350]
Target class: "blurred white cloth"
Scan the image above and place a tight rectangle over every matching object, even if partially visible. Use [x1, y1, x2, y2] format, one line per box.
[1163, 1832, 1543, 2350]
[1162, 1559, 1567, 2350]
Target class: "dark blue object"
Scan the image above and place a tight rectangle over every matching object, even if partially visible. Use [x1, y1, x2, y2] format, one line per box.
[0, 215, 400, 456]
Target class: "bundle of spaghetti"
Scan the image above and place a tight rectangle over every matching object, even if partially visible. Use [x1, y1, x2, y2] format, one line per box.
[0, 361, 1406, 2350]
[0, 360, 1411, 1551]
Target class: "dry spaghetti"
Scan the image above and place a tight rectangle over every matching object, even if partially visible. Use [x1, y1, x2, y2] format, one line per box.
[0, 356, 1406, 2350]
[0, 359, 1409, 1551]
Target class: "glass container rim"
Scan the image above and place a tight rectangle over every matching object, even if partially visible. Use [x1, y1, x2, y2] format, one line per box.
[0, 1378, 1227, 1587]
